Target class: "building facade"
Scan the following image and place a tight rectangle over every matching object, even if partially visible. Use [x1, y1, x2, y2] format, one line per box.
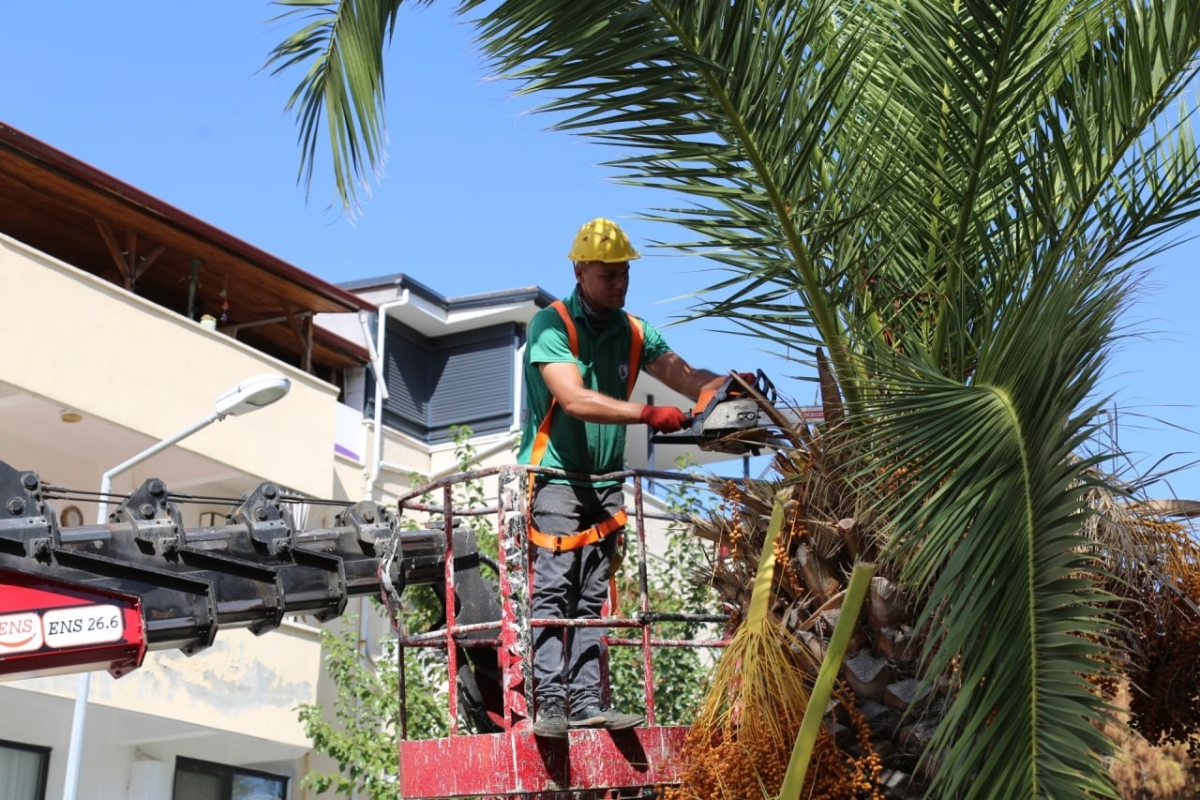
[0, 121, 381, 800]
[0, 123, 716, 800]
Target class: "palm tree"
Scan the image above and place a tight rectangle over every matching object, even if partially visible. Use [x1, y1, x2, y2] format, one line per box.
[267, 1, 1200, 796]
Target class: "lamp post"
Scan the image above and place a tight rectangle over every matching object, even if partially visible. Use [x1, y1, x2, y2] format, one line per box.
[62, 373, 291, 800]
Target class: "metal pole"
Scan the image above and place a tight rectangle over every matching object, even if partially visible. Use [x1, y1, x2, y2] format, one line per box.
[63, 410, 220, 800]
[60, 673, 91, 800]
[94, 413, 219, 523]
[645, 393, 656, 495]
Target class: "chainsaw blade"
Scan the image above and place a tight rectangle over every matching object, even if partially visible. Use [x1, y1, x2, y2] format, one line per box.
[652, 426, 789, 456]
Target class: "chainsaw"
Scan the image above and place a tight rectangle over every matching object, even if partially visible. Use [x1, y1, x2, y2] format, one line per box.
[651, 370, 796, 455]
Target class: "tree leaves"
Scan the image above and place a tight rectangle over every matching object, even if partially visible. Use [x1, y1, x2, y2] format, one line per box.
[855, 266, 1130, 798]
[266, 0, 419, 214]
[268, 1, 1200, 796]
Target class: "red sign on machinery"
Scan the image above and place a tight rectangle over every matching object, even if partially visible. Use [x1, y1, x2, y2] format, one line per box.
[0, 605, 126, 656]
[0, 570, 145, 681]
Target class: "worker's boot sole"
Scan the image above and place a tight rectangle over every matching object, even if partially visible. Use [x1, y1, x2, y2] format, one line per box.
[568, 711, 609, 728]
[599, 711, 643, 730]
[569, 706, 644, 730]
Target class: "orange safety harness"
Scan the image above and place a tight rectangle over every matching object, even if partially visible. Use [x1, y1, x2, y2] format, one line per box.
[528, 300, 643, 553]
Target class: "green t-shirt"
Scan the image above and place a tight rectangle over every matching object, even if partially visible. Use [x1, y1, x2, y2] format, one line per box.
[517, 289, 671, 484]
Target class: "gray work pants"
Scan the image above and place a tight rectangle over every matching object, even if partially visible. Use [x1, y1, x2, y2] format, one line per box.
[529, 481, 623, 711]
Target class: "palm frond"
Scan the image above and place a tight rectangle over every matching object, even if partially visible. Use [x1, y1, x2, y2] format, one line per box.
[465, 0, 878, 400]
[266, 0, 418, 212]
[854, 265, 1131, 798]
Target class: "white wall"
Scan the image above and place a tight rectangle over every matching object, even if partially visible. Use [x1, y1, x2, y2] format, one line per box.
[0, 234, 341, 499]
[1, 623, 322, 798]
[0, 236, 344, 799]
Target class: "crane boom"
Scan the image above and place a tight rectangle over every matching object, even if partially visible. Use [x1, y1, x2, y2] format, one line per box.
[0, 459, 493, 684]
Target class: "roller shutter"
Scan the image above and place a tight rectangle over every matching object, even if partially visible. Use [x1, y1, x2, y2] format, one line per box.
[377, 321, 517, 443]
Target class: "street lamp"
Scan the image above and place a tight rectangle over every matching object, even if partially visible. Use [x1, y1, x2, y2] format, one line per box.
[63, 373, 291, 800]
[93, 373, 292, 522]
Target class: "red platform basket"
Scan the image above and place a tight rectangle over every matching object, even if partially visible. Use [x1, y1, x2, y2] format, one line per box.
[386, 465, 728, 800]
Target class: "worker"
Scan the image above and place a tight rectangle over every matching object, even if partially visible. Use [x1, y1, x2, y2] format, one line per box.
[520, 217, 747, 739]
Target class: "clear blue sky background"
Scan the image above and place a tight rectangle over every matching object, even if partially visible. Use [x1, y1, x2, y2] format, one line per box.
[3, 1, 1199, 500]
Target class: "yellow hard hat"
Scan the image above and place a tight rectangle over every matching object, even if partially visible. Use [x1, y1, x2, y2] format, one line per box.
[568, 217, 641, 263]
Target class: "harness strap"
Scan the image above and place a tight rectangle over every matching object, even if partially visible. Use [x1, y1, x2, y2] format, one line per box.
[625, 315, 644, 399]
[528, 300, 642, 552]
[528, 302, 575, 467]
[528, 509, 628, 554]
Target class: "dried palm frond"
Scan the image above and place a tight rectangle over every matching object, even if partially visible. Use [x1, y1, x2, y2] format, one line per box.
[667, 491, 815, 799]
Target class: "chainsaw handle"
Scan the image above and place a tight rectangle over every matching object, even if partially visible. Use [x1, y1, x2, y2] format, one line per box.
[732, 368, 776, 404]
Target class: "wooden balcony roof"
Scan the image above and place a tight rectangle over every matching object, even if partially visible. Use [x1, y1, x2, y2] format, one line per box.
[0, 122, 374, 376]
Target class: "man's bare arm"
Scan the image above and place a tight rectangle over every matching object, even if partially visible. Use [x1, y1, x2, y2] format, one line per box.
[539, 362, 648, 423]
[644, 352, 725, 401]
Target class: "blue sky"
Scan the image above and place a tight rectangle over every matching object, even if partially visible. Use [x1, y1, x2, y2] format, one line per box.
[3, 1, 1199, 501]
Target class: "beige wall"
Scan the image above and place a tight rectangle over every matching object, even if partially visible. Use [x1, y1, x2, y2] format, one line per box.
[2, 623, 322, 799]
[371, 427, 519, 509]
[0, 233, 353, 796]
[0, 234, 340, 499]
[117, 625, 324, 749]
[15, 624, 322, 750]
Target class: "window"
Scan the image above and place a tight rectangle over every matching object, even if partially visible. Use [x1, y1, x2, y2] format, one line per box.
[0, 740, 49, 800]
[172, 757, 287, 800]
[378, 321, 519, 443]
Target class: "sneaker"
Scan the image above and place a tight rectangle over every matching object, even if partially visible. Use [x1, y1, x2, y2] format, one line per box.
[569, 704, 644, 730]
[532, 699, 569, 739]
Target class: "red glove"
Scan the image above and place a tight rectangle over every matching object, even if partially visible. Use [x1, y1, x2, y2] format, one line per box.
[640, 404, 688, 433]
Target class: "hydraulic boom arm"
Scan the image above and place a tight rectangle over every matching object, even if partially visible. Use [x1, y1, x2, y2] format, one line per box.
[0, 459, 495, 686]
